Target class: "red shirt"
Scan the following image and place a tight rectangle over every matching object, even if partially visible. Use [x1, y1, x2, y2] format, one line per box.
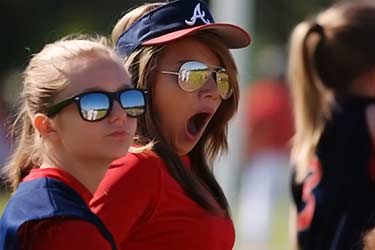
[18, 168, 112, 250]
[90, 151, 235, 250]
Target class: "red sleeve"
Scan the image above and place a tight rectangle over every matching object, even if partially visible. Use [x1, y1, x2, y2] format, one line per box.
[18, 218, 112, 250]
[90, 152, 162, 245]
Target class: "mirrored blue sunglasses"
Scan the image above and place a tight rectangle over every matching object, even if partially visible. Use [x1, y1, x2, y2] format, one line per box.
[46, 88, 147, 122]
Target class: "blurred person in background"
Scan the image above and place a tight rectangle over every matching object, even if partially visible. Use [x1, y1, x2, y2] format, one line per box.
[0, 36, 147, 250]
[288, 1, 375, 249]
[236, 79, 294, 250]
[89, 0, 251, 249]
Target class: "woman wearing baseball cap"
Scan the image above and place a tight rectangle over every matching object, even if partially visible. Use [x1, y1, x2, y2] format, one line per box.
[90, 0, 251, 249]
[0, 36, 147, 250]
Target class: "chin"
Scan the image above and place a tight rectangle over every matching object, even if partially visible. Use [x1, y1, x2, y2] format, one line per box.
[107, 142, 131, 156]
[103, 150, 129, 162]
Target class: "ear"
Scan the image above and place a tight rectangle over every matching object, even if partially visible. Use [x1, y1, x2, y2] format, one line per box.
[33, 113, 58, 138]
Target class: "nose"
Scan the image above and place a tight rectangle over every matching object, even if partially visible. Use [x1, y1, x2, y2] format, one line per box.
[199, 73, 220, 100]
[107, 100, 128, 124]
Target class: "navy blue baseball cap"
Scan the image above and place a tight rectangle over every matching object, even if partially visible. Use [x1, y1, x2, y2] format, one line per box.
[116, 0, 251, 57]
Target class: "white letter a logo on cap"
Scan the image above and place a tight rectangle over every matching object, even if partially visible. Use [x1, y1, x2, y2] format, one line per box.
[185, 3, 211, 26]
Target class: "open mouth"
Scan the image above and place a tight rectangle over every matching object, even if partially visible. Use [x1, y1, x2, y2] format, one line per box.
[187, 112, 210, 137]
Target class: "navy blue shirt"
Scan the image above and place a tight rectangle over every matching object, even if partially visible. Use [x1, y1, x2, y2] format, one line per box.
[292, 96, 375, 250]
[0, 177, 116, 250]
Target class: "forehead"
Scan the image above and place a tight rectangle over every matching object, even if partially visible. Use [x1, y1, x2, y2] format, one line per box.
[61, 55, 131, 97]
[158, 37, 221, 67]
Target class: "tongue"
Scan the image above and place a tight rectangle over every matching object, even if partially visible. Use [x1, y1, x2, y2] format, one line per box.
[187, 119, 199, 136]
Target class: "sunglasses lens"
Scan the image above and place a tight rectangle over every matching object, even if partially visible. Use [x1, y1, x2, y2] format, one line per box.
[178, 61, 232, 99]
[120, 89, 146, 117]
[79, 93, 110, 121]
[217, 70, 231, 99]
[179, 61, 209, 92]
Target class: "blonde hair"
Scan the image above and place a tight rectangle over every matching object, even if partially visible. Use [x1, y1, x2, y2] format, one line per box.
[4, 35, 122, 191]
[288, 0, 375, 181]
[112, 2, 240, 214]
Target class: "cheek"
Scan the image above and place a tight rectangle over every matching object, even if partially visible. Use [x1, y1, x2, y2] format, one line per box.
[152, 79, 175, 122]
[152, 84, 186, 123]
[54, 110, 100, 143]
[152, 75, 192, 113]
[61, 121, 96, 141]
[53, 109, 80, 134]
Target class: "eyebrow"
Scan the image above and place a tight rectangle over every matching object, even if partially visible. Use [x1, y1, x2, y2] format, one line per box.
[80, 84, 132, 93]
[55, 84, 133, 103]
[177, 60, 224, 69]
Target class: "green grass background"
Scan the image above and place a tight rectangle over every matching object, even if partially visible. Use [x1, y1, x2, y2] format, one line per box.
[0, 191, 10, 215]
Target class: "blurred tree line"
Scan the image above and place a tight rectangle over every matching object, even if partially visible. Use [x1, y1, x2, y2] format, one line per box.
[0, 0, 147, 93]
[0, 0, 337, 104]
[251, 0, 336, 79]
[255, 0, 336, 45]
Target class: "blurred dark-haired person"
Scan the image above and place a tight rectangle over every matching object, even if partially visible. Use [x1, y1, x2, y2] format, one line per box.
[288, 1, 375, 249]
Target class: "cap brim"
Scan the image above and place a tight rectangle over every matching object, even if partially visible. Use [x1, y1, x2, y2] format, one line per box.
[142, 23, 251, 49]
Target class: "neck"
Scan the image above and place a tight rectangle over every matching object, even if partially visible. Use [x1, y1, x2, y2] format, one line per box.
[40, 153, 109, 193]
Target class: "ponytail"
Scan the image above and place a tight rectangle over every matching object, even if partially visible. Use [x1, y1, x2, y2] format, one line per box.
[5, 104, 40, 191]
[288, 21, 333, 181]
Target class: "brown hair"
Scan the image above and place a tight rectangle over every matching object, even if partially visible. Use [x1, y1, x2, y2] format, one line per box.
[288, 0, 375, 181]
[3, 35, 122, 191]
[112, 2, 240, 214]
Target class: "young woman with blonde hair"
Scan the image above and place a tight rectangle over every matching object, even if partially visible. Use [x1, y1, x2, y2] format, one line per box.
[90, 0, 251, 249]
[288, 1, 375, 249]
[0, 36, 147, 250]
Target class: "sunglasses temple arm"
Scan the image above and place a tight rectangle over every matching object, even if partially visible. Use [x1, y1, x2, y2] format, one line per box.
[159, 71, 179, 76]
[45, 98, 76, 117]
